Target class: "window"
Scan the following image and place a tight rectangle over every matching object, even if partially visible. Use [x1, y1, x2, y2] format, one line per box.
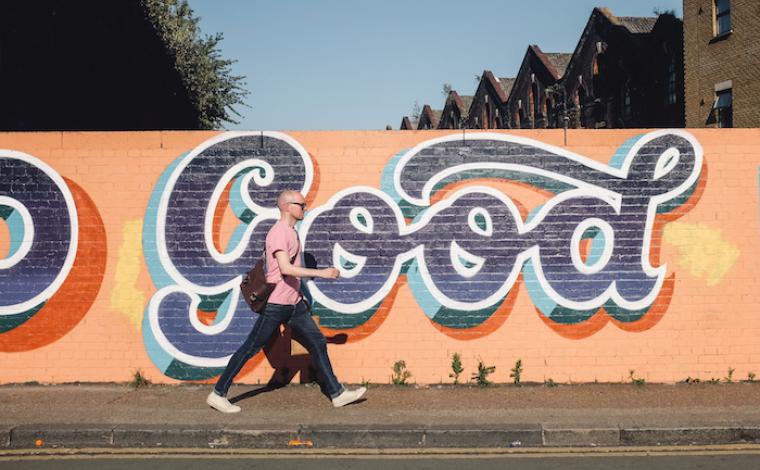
[576, 85, 587, 128]
[592, 55, 603, 96]
[622, 84, 633, 121]
[714, 0, 731, 36]
[714, 87, 733, 128]
[666, 58, 677, 105]
[528, 86, 536, 124]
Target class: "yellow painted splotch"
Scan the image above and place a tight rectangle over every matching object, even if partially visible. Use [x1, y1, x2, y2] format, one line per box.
[110, 220, 146, 328]
[663, 222, 740, 286]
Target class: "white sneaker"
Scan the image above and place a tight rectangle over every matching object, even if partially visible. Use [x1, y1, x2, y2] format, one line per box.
[331, 386, 367, 408]
[206, 391, 241, 413]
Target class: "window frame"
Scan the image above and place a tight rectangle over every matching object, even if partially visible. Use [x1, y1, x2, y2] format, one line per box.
[666, 58, 678, 105]
[713, 0, 732, 37]
[622, 83, 633, 121]
[713, 81, 733, 128]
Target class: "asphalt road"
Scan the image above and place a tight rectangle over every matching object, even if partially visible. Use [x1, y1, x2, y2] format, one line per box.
[2, 452, 760, 469]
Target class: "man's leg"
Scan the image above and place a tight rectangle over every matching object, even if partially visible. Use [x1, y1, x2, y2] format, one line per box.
[288, 301, 366, 407]
[207, 306, 287, 412]
[288, 301, 342, 397]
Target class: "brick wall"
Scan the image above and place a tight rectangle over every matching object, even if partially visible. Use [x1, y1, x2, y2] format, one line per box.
[1, 129, 759, 385]
[684, 0, 760, 127]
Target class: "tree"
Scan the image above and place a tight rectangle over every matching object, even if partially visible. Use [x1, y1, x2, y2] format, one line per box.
[411, 100, 422, 121]
[142, 0, 249, 129]
[442, 83, 453, 98]
[652, 8, 676, 16]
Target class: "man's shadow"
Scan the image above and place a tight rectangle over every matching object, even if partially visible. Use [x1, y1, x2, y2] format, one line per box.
[230, 325, 348, 403]
[231, 252, 353, 404]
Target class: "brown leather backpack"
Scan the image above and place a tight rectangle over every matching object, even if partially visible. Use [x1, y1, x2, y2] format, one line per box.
[240, 252, 275, 313]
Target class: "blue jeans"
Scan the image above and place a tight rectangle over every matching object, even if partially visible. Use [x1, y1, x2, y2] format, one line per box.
[213, 300, 344, 399]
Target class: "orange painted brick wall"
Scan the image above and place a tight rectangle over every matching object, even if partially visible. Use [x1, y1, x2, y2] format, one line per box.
[0, 129, 758, 385]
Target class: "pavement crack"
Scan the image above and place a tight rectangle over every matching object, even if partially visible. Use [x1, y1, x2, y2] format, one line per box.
[105, 390, 137, 405]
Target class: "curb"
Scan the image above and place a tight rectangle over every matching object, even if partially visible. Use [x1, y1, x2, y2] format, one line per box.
[4, 425, 760, 450]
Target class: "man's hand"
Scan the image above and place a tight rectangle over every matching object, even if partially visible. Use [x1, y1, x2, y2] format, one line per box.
[320, 267, 340, 279]
[275, 249, 341, 279]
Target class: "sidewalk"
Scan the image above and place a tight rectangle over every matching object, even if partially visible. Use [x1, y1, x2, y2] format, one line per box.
[2, 382, 760, 450]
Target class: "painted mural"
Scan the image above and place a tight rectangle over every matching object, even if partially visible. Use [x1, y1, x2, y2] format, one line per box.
[2, 129, 753, 385]
[0, 150, 105, 353]
[139, 130, 703, 380]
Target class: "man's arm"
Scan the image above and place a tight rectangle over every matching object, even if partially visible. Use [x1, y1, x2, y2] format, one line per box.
[274, 250, 339, 279]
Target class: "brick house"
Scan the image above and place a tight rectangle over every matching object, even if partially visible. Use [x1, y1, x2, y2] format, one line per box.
[417, 105, 441, 130]
[646, 13, 687, 128]
[505, 46, 571, 129]
[684, 0, 760, 127]
[556, 8, 684, 129]
[465, 71, 514, 129]
[398, 7, 685, 131]
[400, 116, 418, 130]
[438, 91, 474, 129]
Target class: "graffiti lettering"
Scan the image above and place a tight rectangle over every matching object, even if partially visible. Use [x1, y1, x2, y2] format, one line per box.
[0, 150, 105, 353]
[0, 151, 78, 334]
[143, 132, 312, 378]
[143, 130, 703, 379]
[306, 131, 702, 328]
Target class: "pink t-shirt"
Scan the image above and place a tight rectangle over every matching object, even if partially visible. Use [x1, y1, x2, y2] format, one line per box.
[265, 220, 302, 305]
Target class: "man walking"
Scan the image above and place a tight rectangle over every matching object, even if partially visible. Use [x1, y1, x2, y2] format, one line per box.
[207, 190, 366, 413]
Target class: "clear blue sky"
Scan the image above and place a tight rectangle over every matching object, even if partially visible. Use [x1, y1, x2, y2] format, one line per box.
[188, 0, 683, 130]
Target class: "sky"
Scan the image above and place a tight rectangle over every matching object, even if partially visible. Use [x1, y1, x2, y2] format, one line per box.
[188, 0, 684, 131]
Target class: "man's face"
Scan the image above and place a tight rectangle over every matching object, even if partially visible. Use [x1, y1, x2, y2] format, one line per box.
[287, 196, 307, 220]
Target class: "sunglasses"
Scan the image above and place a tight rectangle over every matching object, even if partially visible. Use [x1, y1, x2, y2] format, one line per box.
[289, 202, 307, 209]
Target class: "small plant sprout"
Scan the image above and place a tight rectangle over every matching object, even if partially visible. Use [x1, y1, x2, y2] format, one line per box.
[391, 360, 412, 386]
[628, 369, 645, 386]
[449, 352, 464, 385]
[129, 369, 151, 389]
[725, 367, 735, 383]
[510, 359, 523, 386]
[472, 359, 496, 387]
[544, 378, 557, 388]
[748, 372, 756, 383]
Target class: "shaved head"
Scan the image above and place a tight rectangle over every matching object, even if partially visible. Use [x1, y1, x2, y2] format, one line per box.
[277, 190, 305, 212]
